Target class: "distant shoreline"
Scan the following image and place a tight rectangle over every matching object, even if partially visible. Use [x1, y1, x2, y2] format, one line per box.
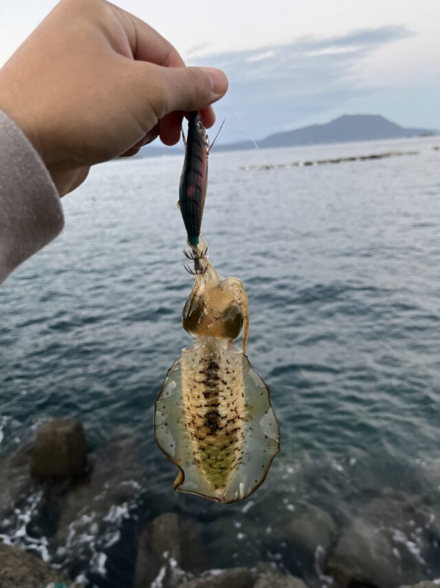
[119, 132, 440, 161]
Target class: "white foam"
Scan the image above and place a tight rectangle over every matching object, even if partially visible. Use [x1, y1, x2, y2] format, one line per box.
[91, 551, 107, 577]
[392, 529, 425, 565]
[241, 499, 255, 514]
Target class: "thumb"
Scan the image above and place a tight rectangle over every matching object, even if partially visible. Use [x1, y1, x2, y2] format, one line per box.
[160, 66, 228, 115]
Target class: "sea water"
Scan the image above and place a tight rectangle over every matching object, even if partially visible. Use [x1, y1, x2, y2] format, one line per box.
[1, 136, 439, 586]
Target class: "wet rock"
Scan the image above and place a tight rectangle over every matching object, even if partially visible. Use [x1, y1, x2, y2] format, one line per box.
[325, 489, 431, 588]
[178, 569, 310, 588]
[177, 568, 256, 588]
[420, 459, 440, 502]
[31, 419, 87, 479]
[53, 429, 144, 575]
[0, 443, 34, 520]
[408, 583, 440, 588]
[254, 573, 309, 588]
[251, 561, 285, 576]
[205, 515, 264, 568]
[281, 502, 336, 553]
[255, 486, 334, 577]
[134, 512, 207, 588]
[0, 542, 81, 588]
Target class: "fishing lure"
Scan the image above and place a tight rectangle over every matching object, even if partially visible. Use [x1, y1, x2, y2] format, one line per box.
[178, 111, 210, 246]
[154, 113, 280, 503]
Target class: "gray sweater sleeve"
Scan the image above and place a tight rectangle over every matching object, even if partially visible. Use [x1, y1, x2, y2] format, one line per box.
[0, 110, 64, 285]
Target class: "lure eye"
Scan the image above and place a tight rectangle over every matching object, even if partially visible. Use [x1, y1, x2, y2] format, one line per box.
[197, 121, 203, 130]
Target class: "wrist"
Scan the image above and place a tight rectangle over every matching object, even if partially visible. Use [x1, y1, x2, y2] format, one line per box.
[0, 74, 68, 195]
[0, 76, 46, 165]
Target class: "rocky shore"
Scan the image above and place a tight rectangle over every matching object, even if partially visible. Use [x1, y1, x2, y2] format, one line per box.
[0, 418, 439, 588]
[0, 541, 80, 588]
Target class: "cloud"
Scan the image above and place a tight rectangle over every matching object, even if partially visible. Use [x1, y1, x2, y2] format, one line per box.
[189, 26, 415, 141]
[308, 25, 413, 49]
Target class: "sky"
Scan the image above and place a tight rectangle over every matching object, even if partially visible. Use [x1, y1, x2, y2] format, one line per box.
[1, 0, 439, 142]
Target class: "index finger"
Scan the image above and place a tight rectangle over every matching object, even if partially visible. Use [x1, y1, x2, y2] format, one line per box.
[108, 3, 215, 120]
[109, 3, 184, 66]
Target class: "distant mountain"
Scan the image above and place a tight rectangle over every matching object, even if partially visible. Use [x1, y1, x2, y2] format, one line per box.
[133, 114, 437, 158]
[216, 115, 437, 152]
[255, 115, 436, 149]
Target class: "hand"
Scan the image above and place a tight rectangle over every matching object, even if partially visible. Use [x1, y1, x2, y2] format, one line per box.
[0, 0, 228, 196]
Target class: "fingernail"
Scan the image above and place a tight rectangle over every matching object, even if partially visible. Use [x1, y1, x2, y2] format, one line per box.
[202, 68, 228, 96]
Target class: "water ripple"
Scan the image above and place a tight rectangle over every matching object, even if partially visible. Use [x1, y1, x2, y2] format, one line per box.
[1, 139, 440, 586]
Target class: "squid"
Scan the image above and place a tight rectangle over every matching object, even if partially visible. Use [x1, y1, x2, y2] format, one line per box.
[154, 113, 280, 504]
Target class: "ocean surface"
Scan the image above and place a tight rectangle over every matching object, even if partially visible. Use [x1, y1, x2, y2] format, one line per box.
[1, 136, 440, 586]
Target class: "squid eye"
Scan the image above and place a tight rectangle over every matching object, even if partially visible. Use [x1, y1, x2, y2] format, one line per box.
[197, 121, 202, 130]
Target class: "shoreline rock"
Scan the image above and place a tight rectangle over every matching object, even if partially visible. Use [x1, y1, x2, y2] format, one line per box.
[177, 568, 256, 588]
[31, 418, 88, 479]
[0, 542, 82, 588]
[325, 488, 432, 588]
[1, 420, 145, 586]
[279, 501, 337, 554]
[134, 512, 208, 588]
[176, 569, 309, 588]
[2, 418, 439, 588]
[254, 573, 308, 588]
[0, 441, 35, 522]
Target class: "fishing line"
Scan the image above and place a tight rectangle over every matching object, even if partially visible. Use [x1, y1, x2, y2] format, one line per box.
[186, 51, 431, 385]
[187, 51, 276, 172]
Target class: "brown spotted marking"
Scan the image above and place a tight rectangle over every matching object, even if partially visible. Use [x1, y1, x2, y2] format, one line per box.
[181, 338, 246, 493]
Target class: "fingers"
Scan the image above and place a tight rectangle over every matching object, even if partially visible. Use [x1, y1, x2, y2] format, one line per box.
[109, 3, 227, 149]
[160, 111, 184, 146]
[140, 126, 160, 146]
[127, 63, 227, 147]
[161, 66, 228, 117]
[119, 147, 141, 158]
[120, 125, 160, 156]
[158, 100, 218, 146]
[200, 106, 216, 129]
[155, 66, 227, 145]
[109, 3, 185, 67]
[159, 107, 216, 146]
[109, 3, 222, 142]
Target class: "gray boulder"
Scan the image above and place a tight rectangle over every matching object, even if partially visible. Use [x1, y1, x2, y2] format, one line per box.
[254, 572, 309, 588]
[177, 569, 309, 588]
[326, 489, 431, 588]
[177, 568, 256, 588]
[54, 429, 144, 569]
[0, 542, 81, 588]
[281, 502, 336, 553]
[0, 443, 34, 520]
[31, 418, 87, 478]
[205, 515, 264, 568]
[134, 512, 207, 588]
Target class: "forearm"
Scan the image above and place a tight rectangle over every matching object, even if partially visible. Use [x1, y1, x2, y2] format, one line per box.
[0, 110, 64, 285]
